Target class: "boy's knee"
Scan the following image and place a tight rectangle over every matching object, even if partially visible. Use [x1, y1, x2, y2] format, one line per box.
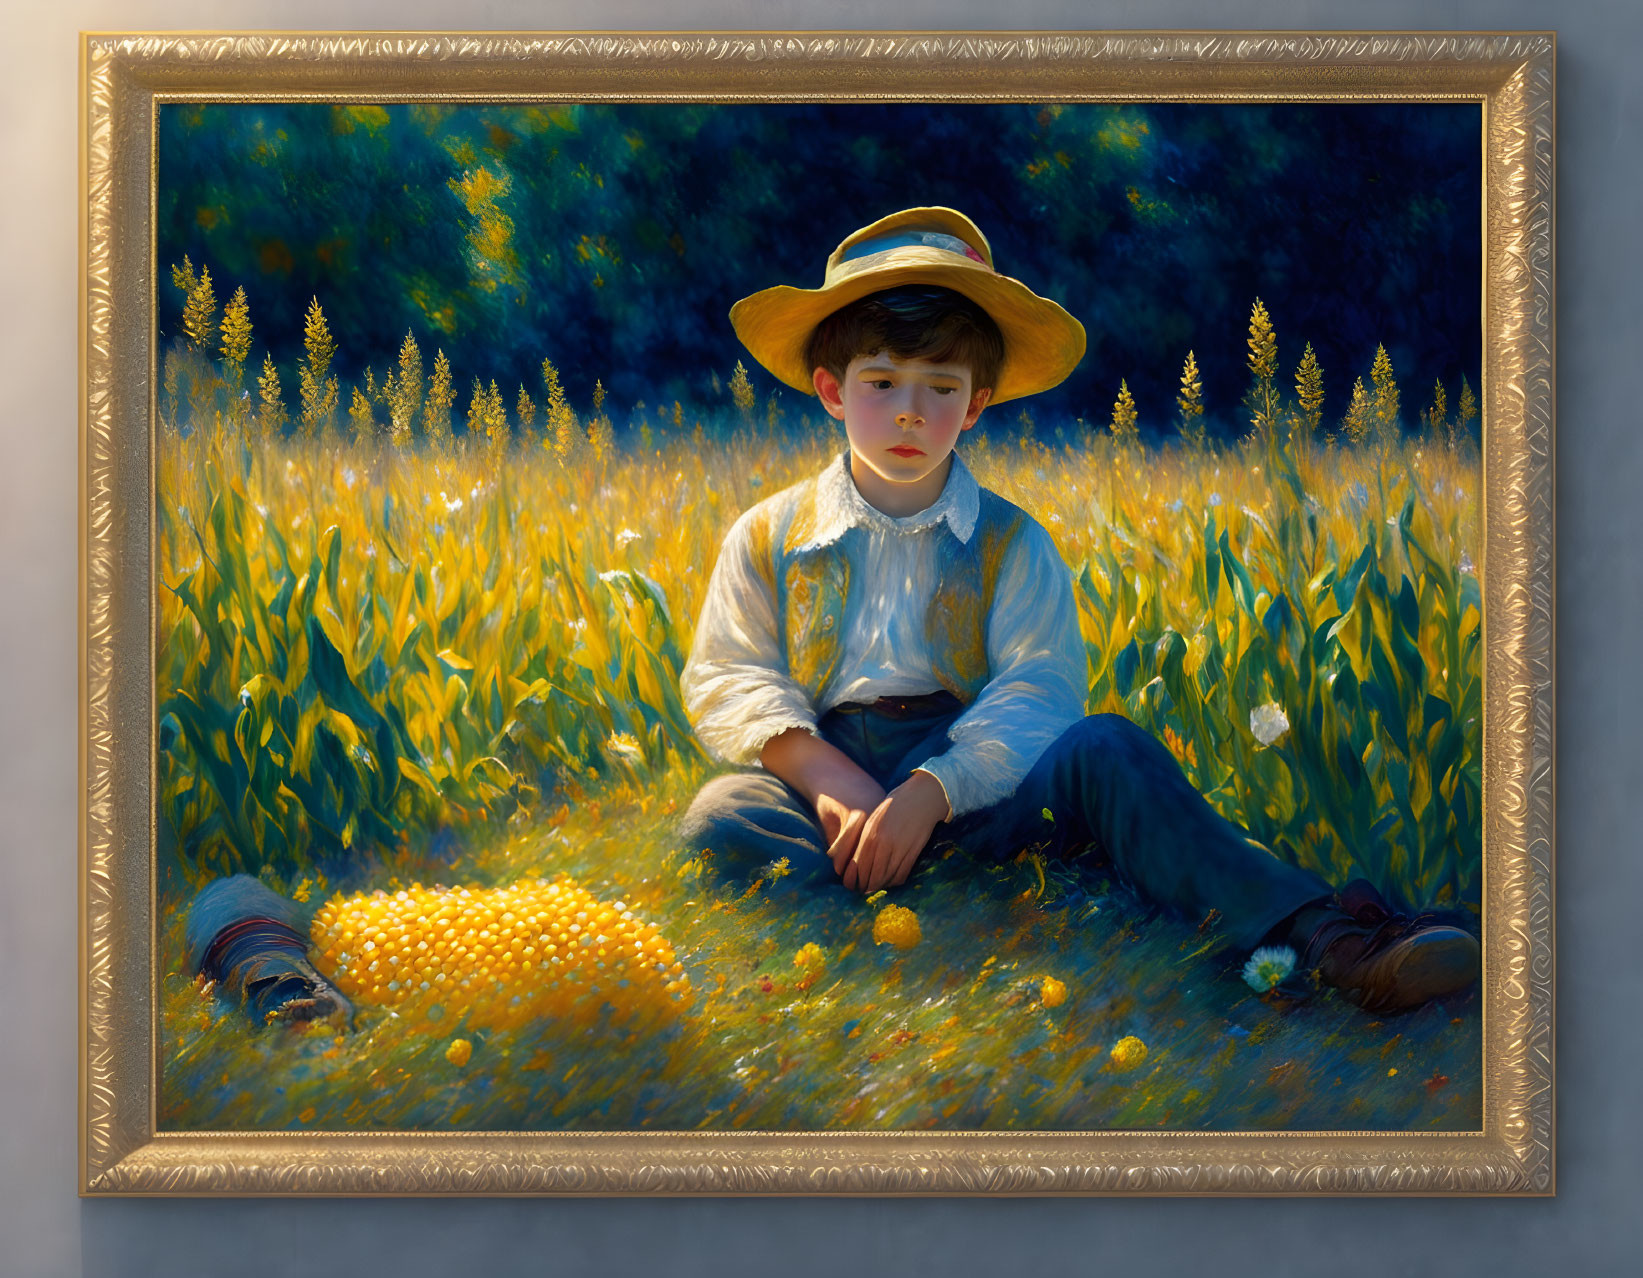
[677, 775, 746, 846]
[676, 773, 793, 850]
[1070, 712, 1153, 757]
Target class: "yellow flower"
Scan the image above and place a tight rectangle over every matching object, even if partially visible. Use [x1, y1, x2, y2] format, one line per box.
[1039, 975, 1068, 1008]
[872, 904, 921, 950]
[793, 941, 827, 990]
[445, 1038, 472, 1067]
[1109, 1035, 1148, 1070]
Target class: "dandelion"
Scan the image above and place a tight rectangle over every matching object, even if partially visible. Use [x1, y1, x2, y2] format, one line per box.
[872, 904, 921, 950]
[1038, 975, 1068, 1008]
[445, 1038, 472, 1067]
[1242, 945, 1297, 993]
[1249, 702, 1290, 746]
[1109, 1035, 1148, 1070]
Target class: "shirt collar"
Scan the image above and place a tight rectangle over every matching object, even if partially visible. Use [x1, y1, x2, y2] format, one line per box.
[796, 449, 981, 552]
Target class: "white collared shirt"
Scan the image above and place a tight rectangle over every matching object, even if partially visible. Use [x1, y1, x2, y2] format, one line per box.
[680, 450, 1088, 817]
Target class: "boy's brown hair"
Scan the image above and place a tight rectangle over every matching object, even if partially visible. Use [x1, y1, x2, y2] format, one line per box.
[804, 286, 1006, 394]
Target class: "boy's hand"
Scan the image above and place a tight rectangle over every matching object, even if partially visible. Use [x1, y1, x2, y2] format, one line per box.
[840, 771, 951, 893]
[816, 777, 888, 874]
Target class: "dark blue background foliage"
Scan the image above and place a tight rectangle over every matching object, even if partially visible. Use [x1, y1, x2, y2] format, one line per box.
[158, 102, 1480, 439]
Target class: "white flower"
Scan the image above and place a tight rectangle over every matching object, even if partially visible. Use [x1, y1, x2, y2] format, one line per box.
[1458, 551, 1475, 575]
[616, 528, 641, 546]
[1249, 701, 1290, 746]
[1208, 492, 1223, 506]
[342, 466, 357, 489]
[444, 494, 463, 513]
[1243, 946, 1298, 992]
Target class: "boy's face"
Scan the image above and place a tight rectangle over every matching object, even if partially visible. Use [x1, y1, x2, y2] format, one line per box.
[813, 352, 991, 506]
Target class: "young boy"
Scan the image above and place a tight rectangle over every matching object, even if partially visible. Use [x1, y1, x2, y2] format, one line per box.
[678, 206, 1478, 1014]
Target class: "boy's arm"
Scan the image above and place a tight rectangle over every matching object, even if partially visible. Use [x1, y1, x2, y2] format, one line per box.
[681, 506, 887, 861]
[759, 727, 888, 864]
[679, 506, 821, 765]
[910, 519, 1089, 819]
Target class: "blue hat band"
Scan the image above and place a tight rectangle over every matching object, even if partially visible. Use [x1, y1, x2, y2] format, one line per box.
[839, 228, 989, 267]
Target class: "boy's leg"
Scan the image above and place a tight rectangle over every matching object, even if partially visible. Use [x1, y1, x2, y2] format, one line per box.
[949, 714, 1477, 1012]
[978, 713, 1333, 949]
[676, 772, 833, 880]
[675, 696, 967, 884]
[184, 875, 351, 1025]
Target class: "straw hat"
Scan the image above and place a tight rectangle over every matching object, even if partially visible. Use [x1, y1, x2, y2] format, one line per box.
[729, 206, 1086, 405]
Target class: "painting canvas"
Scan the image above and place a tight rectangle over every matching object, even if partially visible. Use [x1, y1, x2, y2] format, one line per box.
[150, 94, 1490, 1137]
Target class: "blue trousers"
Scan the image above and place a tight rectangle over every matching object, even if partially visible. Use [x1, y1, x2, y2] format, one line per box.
[677, 707, 1332, 950]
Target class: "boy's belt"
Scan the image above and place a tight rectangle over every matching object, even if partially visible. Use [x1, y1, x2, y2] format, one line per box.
[832, 690, 964, 720]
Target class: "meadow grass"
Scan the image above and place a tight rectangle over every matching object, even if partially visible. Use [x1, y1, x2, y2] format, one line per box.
[157, 412, 1481, 1131]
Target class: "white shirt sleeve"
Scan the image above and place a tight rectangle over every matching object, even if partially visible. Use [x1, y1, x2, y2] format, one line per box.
[913, 521, 1089, 817]
[679, 506, 820, 766]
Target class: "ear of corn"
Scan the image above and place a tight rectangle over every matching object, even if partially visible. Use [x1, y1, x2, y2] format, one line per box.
[310, 877, 690, 1031]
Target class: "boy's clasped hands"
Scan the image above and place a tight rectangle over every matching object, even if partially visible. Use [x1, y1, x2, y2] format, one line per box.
[760, 726, 951, 893]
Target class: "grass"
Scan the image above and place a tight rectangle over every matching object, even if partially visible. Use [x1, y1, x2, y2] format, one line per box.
[157, 409, 1482, 1132]
[160, 768, 1480, 1132]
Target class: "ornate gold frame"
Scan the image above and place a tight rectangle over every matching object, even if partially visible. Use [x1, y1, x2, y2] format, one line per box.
[81, 31, 1554, 1195]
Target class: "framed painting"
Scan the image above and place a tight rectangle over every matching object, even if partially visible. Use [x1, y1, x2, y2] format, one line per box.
[80, 31, 1554, 1194]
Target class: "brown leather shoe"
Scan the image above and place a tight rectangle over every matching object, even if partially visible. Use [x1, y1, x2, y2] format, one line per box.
[1301, 881, 1479, 1014]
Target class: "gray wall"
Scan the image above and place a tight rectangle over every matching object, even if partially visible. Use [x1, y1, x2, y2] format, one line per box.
[3, 0, 1636, 1274]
